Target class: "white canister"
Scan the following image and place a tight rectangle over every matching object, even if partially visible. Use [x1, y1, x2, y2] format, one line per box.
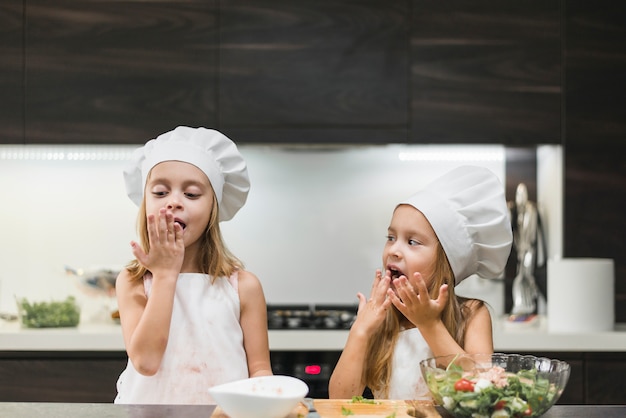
[547, 258, 615, 333]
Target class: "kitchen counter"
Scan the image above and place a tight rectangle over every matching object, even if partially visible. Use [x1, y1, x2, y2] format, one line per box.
[1, 401, 625, 418]
[1, 316, 626, 352]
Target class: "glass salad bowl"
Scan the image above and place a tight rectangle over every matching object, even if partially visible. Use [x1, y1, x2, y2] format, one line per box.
[420, 353, 570, 418]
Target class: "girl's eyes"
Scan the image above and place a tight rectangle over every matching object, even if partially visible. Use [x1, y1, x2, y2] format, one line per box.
[386, 235, 421, 246]
[149, 189, 202, 198]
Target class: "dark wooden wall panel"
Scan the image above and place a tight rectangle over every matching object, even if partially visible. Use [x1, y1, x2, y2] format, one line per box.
[0, 352, 127, 403]
[564, 1, 626, 322]
[219, 0, 409, 144]
[565, 1, 626, 147]
[585, 353, 626, 404]
[25, 0, 219, 144]
[410, 0, 561, 144]
[0, 1, 24, 143]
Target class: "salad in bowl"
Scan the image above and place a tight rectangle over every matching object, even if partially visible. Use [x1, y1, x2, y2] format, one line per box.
[419, 353, 570, 418]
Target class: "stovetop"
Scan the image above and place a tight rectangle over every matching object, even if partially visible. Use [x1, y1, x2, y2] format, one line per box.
[267, 304, 358, 330]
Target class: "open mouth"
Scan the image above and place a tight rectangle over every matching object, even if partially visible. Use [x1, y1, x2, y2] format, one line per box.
[388, 266, 404, 280]
[174, 219, 187, 230]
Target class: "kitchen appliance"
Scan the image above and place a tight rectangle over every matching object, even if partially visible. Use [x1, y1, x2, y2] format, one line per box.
[267, 303, 357, 398]
[267, 304, 357, 330]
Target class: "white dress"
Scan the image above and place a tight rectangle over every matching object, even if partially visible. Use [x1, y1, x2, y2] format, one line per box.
[372, 327, 434, 400]
[114, 272, 249, 404]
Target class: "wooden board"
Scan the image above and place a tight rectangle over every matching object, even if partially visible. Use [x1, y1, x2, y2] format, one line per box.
[211, 399, 440, 418]
[311, 399, 440, 418]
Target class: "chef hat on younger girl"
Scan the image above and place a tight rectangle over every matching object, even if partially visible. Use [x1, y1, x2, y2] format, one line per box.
[123, 126, 249, 222]
[399, 165, 512, 285]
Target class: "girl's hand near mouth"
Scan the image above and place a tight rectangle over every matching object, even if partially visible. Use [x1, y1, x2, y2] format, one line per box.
[388, 272, 449, 328]
[131, 208, 185, 277]
[353, 269, 393, 335]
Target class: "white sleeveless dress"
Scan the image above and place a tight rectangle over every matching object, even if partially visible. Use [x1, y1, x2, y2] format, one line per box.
[372, 327, 434, 400]
[114, 272, 249, 404]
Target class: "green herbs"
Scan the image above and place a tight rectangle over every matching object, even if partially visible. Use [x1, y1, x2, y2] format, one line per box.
[19, 296, 80, 328]
[341, 406, 354, 415]
[350, 395, 378, 404]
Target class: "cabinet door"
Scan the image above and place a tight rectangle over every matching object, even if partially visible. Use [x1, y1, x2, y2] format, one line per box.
[0, 1, 24, 143]
[410, 0, 561, 144]
[25, 0, 218, 144]
[0, 354, 128, 402]
[219, 0, 409, 144]
[586, 353, 626, 404]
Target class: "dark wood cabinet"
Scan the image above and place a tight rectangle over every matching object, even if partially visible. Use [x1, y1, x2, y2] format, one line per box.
[1, 350, 624, 404]
[410, 0, 561, 144]
[24, 0, 219, 144]
[585, 353, 626, 405]
[4, 0, 564, 145]
[218, 0, 410, 144]
[0, 352, 127, 403]
[0, 1, 24, 143]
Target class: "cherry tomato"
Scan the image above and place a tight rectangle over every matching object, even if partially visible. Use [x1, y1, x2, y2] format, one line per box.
[522, 406, 533, 416]
[453, 378, 475, 392]
[495, 400, 507, 410]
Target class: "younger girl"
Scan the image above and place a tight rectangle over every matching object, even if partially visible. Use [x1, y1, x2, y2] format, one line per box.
[329, 165, 513, 400]
[114, 126, 272, 404]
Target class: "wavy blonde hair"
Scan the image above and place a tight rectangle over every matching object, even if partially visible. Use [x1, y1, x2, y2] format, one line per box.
[362, 243, 483, 397]
[125, 191, 244, 282]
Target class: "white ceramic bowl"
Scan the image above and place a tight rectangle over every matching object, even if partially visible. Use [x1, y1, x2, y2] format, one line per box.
[208, 375, 309, 418]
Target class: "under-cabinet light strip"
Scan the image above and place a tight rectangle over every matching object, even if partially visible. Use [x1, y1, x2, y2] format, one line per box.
[0, 145, 135, 161]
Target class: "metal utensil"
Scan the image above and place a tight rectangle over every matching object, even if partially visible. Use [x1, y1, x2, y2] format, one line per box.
[302, 397, 321, 418]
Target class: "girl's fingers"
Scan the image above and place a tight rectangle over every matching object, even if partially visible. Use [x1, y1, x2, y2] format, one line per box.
[146, 214, 158, 242]
[356, 292, 367, 312]
[413, 272, 429, 297]
[437, 284, 450, 305]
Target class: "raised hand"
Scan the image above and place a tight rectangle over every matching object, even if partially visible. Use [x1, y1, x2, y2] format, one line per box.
[388, 272, 449, 328]
[130, 208, 185, 276]
[352, 269, 393, 335]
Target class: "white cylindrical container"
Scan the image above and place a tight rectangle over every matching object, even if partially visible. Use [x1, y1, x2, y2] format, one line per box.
[547, 258, 615, 333]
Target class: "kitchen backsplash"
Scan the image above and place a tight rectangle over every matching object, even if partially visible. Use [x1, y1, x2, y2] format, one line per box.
[0, 143, 534, 320]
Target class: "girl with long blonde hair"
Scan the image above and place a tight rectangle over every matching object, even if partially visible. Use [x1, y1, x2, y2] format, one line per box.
[329, 166, 513, 400]
[115, 126, 272, 404]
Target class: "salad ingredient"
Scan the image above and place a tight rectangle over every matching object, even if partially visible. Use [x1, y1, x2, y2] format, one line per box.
[350, 395, 378, 404]
[454, 378, 475, 392]
[425, 364, 559, 417]
[19, 296, 80, 328]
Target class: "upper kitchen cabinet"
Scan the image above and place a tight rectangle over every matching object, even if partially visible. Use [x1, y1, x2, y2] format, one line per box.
[410, 1, 561, 144]
[218, 0, 409, 144]
[565, 1, 626, 149]
[24, 0, 219, 144]
[0, 2, 24, 143]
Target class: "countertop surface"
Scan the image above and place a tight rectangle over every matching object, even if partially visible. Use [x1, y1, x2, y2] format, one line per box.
[1, 401, 625, 418]
[1, 316, 625, 352]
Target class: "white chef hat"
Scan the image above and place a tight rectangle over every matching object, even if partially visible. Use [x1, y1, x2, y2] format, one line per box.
[123, 126, 249, 222]
[399, 165, 512, 285]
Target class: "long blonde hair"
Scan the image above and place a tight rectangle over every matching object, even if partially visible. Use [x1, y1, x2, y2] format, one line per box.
[362, 243, 483, 397]
[125, 192, 244, 282]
